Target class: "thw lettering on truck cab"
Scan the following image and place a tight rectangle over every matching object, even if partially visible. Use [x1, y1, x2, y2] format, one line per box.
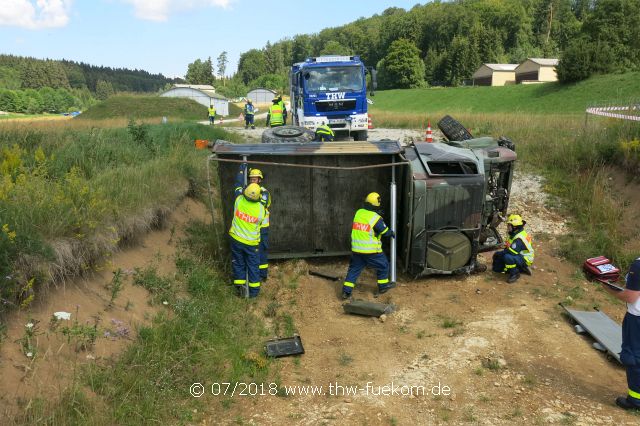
[326, 92, 346, 100]
[353, 222, 371, 232]
[236, 211, 259, 223]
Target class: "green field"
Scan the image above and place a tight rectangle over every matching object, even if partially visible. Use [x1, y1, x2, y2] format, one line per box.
[370, 71, 640, 116]
[77, 95, 208, 120]
[77, 94, 243, 121]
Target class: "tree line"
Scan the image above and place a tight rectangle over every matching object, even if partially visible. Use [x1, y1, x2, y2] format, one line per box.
[196, 0, 638, 95]
[0, 54, 182, 113]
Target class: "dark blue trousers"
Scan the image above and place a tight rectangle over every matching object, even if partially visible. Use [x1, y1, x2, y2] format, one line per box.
[259, 228, 269, 280]
[492, 250, 527, 276]
[621, 312, 640, 406]
[245, 114, 254, 127]
[343, 252, 390, 295]
[230, 238, 261, 297]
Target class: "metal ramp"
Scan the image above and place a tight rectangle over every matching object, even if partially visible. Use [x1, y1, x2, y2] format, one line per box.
[561, 304, 622, 364]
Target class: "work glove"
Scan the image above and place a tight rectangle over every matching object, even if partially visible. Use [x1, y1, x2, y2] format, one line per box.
[386, 230, 395, 239]
[239, 162, 248, 173]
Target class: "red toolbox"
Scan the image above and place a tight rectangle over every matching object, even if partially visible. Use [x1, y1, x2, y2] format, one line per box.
[583, 256, 621, 284]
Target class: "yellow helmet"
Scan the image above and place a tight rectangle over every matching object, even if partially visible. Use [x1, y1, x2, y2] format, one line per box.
[506, 214, 524, 227]
[365, 192, 381, 207]
[249, 168, 263, 179]
[244, 183, 261, 201]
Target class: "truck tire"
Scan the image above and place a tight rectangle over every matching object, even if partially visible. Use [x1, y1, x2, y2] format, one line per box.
[261, 125, 315, 144]
[352, 130, 368, 141]
[437, 115, 473, 142]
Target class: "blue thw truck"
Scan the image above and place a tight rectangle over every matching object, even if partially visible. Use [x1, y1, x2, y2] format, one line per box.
[289, 55, 376, 141]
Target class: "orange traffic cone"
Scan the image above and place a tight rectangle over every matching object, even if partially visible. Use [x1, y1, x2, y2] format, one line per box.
[425, 121, 433, 142]
[368, 114, 373, 129]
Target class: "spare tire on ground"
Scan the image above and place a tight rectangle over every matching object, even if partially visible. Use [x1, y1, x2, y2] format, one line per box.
[437, 115, 474, 141]
[261, 125, 315, 144]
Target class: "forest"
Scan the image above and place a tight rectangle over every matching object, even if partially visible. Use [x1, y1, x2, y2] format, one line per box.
[222, 0, 640, 94]
[0, 54, 179, 114]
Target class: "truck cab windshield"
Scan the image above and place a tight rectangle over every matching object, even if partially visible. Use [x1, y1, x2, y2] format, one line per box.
[304, 66, 363, 92]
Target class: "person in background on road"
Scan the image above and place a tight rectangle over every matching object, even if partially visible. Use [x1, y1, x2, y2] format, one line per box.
[276, 94, 287, 125]
[491, 214, 534, 283]
[247, 167, 271, 282]
[244, 99, 255, 129]
[314, 123, 335, 142]
[342, 192, 395, 299]
[208, 104, 216, 126]
[229, 163, 267, 298]
[602, 258, 640, 411]
[266, 97, 284, 128]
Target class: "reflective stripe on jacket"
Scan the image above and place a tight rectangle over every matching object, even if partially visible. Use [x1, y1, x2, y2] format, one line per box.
[351, 209, 383, 253]
[316, 124, 335, 141]
[229, 195, 265, 246]
[269, 105, 284, 126]
[507, 230, 534, 264]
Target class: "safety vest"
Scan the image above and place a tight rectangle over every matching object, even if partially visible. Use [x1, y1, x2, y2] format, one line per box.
[269, 104, 284, 126]
[260, 187, 270, 229]
[278, 100, 286, 112]
[316, 124, 335, 141]
[244, 104, 254, 116]
[208, 107, 216, 117]
[507, 230, 534, 265]
[229, 195, 265, 246]
[351, 209, 384, 254]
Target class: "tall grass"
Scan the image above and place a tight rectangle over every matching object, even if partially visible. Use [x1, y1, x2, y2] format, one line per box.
[0, 121, 237, 314]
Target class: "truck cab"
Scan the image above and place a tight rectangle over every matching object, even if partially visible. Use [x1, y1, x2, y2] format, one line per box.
[290, 56, 374, 141]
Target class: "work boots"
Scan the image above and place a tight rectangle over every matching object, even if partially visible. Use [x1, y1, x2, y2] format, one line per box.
[507, 272, 520, 284]
[375, 282, 397, 298]
[616, 396, 640, 411]
[521, 265, 533, 276]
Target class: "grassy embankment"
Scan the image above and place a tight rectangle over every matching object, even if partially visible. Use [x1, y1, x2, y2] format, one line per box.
[370, 71, 640, 269]
[76, 94, 243, 122]
[0, 118, 239, 314]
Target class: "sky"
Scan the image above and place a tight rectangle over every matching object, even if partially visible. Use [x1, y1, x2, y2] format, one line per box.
[0, 0, 423, 79]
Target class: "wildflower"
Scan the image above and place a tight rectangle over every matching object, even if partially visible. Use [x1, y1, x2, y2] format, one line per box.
[25, 322, 34, 329]
[26, 352, 33, 358]
[162, 301, 168, 305]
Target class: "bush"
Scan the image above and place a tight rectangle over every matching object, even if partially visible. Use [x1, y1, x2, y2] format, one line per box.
[558, 39, 615, 83]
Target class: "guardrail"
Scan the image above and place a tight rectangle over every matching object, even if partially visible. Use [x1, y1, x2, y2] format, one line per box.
[586, 102, 640, 121]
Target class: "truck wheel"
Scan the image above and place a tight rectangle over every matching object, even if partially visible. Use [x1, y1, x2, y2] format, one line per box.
[261, 125, 315, 144]
[353, 130, 368, 141]
[437, 115, 473, 142]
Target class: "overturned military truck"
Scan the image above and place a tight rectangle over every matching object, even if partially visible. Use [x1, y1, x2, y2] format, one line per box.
[210, 135, 516, 279]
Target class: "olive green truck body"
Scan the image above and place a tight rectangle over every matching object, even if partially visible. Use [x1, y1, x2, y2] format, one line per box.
[211, 136, 516, 277]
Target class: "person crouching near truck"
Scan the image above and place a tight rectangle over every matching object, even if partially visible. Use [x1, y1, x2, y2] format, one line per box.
[314, 123, 335, 142]
[266, 98, 284, 128]
[491, 214, 534, 283]
[601, 258, 640, 411]
[229, 163, 267, 298]
[247, 167, 271, 282]
[342, 192, 396, 300]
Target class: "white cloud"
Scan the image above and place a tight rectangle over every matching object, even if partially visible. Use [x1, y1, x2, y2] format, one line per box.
[0, 0, 72, 29]
[122, 0, 232, 22]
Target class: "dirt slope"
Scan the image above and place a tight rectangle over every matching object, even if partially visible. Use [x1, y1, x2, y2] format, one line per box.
[0, 197, 210, 417]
